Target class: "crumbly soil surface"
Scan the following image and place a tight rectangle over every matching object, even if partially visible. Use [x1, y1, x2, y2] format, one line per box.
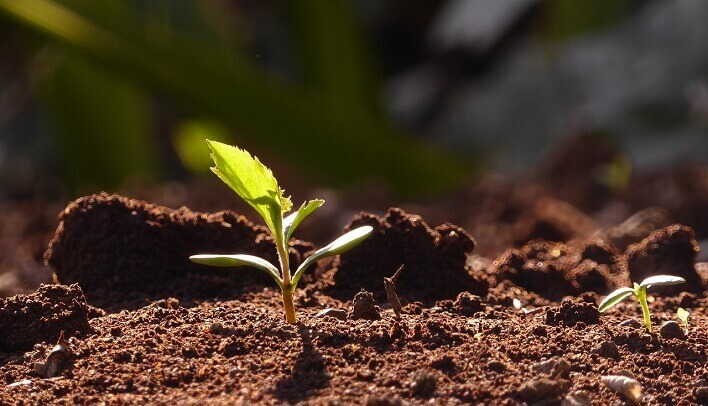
[1, 155, 708, 404]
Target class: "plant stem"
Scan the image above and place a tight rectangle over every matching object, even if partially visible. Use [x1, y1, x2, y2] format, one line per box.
[277, 242, 297, 323]
[637, 286, 652, 333]
[282, 285, 297, 324]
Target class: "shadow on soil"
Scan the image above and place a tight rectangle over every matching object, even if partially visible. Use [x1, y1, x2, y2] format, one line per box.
[272, 328, 330, 402]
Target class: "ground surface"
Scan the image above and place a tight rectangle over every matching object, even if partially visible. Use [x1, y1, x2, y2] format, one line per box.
[1, 140, 707, 404]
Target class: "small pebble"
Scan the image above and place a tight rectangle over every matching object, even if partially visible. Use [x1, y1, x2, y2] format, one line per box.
[316, 308, 348, 321]
[410, 371, 437, 397]
[486, 360, 507, 373]
[209, 322, 223, 334]
[532, 356, 571, 378]
[619, 319, 642, 328]
[593, 341, 620, 359]
[349, 290, 381, 321]
[659, 320, 685, 339]
[562, 390, 591, 406]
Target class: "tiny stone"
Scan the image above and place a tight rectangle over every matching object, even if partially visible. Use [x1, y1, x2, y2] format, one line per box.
[486, 360, 507, 373]
[410, 370, 437, 397]
[517, 378, 570, 403]
[562, 390, 591, 406]
[109, 326, 122, 337]
[316, 308, 348, 321]
[593, 341, 620, 359]
[349, 290, 381, 321]
[532, 357, 571, 378]
[619, 319, 642, 329]
[209, 322, 223, 334]
[659, 321, 685, 339]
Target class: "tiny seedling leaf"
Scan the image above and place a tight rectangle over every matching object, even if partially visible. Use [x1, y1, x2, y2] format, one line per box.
[677, 307, 689, 325]
[207, 140, 292, 245]
[639, 275, 686, 289]
[598, 287, 636, 312]
[190, 254, 282, 287]
[283, 199, 324, 243]
[291, 225, 373, 289]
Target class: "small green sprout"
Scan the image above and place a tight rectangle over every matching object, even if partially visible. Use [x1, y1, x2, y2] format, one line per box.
[677, 307, 689, 327]
[598, 275, 686, 333]
[190, 140, 373, 324]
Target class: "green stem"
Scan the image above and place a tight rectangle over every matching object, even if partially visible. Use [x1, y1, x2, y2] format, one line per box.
[637, 286, 652, 333]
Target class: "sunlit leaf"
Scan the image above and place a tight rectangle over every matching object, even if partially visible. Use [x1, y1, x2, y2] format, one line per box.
[291, 225, 373, 289]
[639, 275, 686, 289]
[283, 199, 324, 243]
[189, 254, 282, 287]
[598, 287, 635, 312]
[207, 140, 292, 245]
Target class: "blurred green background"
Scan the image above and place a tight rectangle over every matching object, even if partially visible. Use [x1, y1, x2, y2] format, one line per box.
[0, 0, 706, 200]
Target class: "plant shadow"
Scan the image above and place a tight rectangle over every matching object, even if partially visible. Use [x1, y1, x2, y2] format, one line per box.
[271, 327, 331, 402]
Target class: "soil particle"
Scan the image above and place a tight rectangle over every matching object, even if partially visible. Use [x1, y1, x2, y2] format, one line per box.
[545, 300, 600, 327]
[45, 193, 314, 308]
[349, 289, 381, 320]
[325, 208, 486, 303]
[532, 356, 571, 379]
[453, 291, 485, 316]
[0, 283, 91, 352]
[562, 390, 592, 406]
[658, 320, 685, 339]
[316, 308, 347, 321]
[516, 377, 570, 403]
[486, 360, 507, 373]
[410, 370, 437, 398]
[624, 224, 704, 293]
[593, 340, 620, 359]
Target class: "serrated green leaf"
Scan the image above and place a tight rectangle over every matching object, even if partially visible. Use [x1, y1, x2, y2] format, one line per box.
[207, 140, 292, 245]
[291, 225, 373, 290]
[283, 199, 324, 243]
[639, 275, 686, 289]
[190, 254, 282, 287]
[598, 287, 636, 312]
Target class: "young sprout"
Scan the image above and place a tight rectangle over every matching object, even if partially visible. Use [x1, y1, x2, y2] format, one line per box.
[677, 307, 689, 328]
[190, 140, 373, 324]
[598, 275, 686, 333]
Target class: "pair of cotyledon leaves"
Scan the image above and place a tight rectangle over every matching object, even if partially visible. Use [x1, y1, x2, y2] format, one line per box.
[190, 140, 372, 291]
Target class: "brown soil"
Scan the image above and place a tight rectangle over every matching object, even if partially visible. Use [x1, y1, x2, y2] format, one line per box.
[2, 161, 708, 404]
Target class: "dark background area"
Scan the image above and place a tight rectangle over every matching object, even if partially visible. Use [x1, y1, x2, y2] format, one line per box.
[1, 0, 706, 201]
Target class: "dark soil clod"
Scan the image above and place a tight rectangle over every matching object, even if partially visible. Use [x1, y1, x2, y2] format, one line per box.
[410, 370, 437, 398]
[659, 321, 685, 339]
[325, 208, 486, 303]
[0, 283, 91, 352]
[349, 289, 381, 320]
[545, 300, 600, 327]
[624, 224, 704, 293]
[44, 193, 314, 308]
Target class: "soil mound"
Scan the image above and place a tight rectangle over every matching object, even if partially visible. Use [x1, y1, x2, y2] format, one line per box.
[321, 208, 486, 303]
[0, 284, 91, 352]
[45, 193, 313, 308]
[623, 224, 704, 294]
[492, 239, 626, 300]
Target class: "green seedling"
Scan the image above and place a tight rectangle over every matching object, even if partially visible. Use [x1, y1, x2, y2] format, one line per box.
[190, 140, 373, 324]
[677, 307, 689, 328]
[598, 275, 686, 333]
